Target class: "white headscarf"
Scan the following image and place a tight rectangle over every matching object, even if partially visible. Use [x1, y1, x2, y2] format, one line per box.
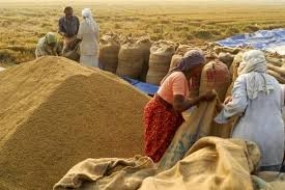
[82, 8, 97, 32]
[239, 50, 274, 100]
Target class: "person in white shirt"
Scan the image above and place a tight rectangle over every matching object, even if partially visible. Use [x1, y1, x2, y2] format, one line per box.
[215, 50, 285, 172]
[77, 8, 99, 67]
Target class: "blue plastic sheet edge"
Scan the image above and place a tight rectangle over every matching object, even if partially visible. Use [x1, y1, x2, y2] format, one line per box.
[121, 77, 159, 96]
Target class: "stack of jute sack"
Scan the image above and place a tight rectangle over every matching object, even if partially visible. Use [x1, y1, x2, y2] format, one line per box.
[99, 34, 285, 88]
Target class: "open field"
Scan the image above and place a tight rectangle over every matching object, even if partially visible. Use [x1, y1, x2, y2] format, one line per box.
[1, 0, 285, 65]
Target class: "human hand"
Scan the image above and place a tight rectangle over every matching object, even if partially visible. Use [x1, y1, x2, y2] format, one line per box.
[59, 32, 67, 37]
[224, 96, 232, 105]
[200, 90, 216, 101]
[216, 103, 224, 112]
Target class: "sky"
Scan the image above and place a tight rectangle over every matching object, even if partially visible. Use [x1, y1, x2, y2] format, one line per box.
[2, 0, 285, 6]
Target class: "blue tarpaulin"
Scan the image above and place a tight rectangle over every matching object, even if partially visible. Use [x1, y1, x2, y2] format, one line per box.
[122, 77, 159, 96]
[216, 28, 285, 55]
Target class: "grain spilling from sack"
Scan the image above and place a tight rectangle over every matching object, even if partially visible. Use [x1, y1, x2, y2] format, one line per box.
[146, 40, 175, 85]
[0, 56, 150, 190]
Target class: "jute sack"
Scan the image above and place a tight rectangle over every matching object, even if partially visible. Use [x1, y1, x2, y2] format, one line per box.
[99, 34, 120, 73]
[230, 52, 244, 82]
[143, 137, 259, 190]
[267, 63, 285, 84]
[136, 37, 152, 82]
[116, 42, 144, 79]
[226, 52, 244, 97]
[189, 76, 201, 99]
[267, 69, 285, 84]
[266, 56, 283, 67]
[168, 54, 182, 71]
[175, 44, 193, 55]
[199, 60, 231, 102]
[61, 40, 80, 62]
[218, 52, 235, 69]
[158, 93, 233, 170]
[146, 41, 175, 85]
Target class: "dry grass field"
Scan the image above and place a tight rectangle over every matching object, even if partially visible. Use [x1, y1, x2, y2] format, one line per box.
[1, 0, 285, 65]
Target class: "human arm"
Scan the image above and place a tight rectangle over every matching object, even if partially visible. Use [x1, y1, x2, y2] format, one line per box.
[173, 91, 216, 112]
[77, 23, 83, 40]
[58, 18, 67, 37]
[76, 17, 80, 35]
[214, 76, 248, 124]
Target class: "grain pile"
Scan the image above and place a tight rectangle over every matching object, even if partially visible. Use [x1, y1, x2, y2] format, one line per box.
[0, 56, 150, 190]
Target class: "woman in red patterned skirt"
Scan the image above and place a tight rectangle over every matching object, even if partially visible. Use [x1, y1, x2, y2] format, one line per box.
[143, 49, 216, 163]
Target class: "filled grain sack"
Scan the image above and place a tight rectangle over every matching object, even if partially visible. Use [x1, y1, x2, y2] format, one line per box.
[136, 37, 152, 82]
[266, 56, 283, 67]
[218, 52, 235, 69]
[267, 63, 285, 84]
[99, 34, 120, 73]
[168, 54, 182, 71]
[213, 46, 242, 55]
[61, 40, 80, 62]
[230, 52, 244, 82]
[175, 44, 193, 55]
[226, 52, 244, 97]
[199, 60, 231, 102]
[146, 41, 175, 85]
[116, 42, 144, 79]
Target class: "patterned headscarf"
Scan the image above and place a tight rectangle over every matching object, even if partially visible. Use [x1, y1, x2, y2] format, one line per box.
[171, 49, 205, 73]
[239, 50, 274, 100]
[82, 8, 97, 32]
[45, 32, 57, 45]
[161, 49, 205, 84]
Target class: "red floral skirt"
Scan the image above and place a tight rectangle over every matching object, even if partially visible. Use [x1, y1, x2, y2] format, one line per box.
[143, 95, 184, 163]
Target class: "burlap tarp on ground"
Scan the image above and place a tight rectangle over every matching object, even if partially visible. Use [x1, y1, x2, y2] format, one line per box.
[141, 137, 260, 190]
[158, 94, 234, 171]
[53, 156, 156, 190]
[252, 172, 285, 190]
[54, 137, 263, 190]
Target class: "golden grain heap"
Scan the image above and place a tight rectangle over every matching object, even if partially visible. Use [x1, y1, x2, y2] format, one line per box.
[0, 56, 150, 190]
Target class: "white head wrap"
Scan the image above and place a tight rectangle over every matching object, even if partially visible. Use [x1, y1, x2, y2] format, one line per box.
[82, 8, 97, 31]
[239, 50, 274, 100]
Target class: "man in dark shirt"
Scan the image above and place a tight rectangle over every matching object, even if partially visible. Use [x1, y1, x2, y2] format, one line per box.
[58, 6, 80, 53]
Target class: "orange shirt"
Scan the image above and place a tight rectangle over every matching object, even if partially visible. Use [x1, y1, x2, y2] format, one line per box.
[157, 72, 190, 105]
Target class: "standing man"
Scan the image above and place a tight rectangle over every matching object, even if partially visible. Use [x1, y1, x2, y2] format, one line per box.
[58, 6, 80, 54]
[77, 8, 100, 67]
